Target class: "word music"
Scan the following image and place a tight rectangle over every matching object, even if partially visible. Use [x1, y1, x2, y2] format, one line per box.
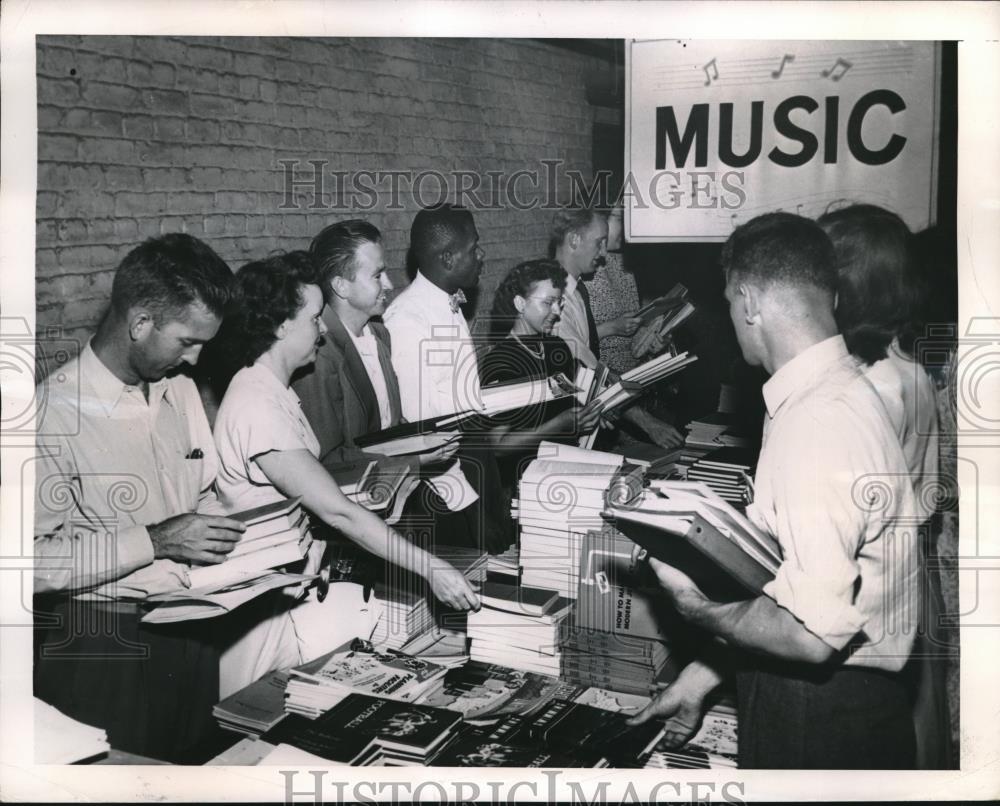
[655, 89, 908, 169]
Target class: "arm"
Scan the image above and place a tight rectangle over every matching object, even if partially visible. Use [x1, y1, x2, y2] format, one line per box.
[485, 400, 604, 454]
[254, 448, 479, 611]
[597, 314, 641, 340]
[620, 405, 684, 449]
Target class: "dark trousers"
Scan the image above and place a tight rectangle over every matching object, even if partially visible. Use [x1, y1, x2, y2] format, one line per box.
[737, 661, 916, 769]
[34, 597, 221, 764]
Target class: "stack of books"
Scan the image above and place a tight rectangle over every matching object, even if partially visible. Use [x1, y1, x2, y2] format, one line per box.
[398, 626, 469, 668]
[560, 626, 678, 697]
[485, 544, 520, 581]
[466, 582, 573, 676]
[517, 456, 623, 597]
[369, 581, 433, 651]
[264, 693, 463, 766]
[435, 545, 489, 588]
[187, 497, 309, 590]
[604, 479, 781, 600]
[284, 638, 450, 718]
[644, 701, 739, 770]
[685, 446, 757, 508]
[589, 351, 699, 413]
[418, 659, 565, 721]
[213, 669, 289, 736]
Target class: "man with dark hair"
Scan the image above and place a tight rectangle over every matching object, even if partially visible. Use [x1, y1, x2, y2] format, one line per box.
[550, 205, 683, 449]
[384, 205, 510, 552]
[33, 233, 245, 762]
[629, 213, 921, 768]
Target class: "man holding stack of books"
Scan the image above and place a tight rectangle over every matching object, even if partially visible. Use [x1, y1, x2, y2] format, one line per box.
[630, 213, 921, 769]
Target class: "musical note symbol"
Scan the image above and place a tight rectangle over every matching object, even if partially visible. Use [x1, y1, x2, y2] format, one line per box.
[771, 54, 794, 79]
[702, 58, 719, 87]
[821, 57, 852, 81]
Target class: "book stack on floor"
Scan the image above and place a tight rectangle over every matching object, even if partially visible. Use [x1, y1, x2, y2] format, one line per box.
[213, 669, 289, 737]
[517, 455, 623, 598]
[466, 582, 573, 676]
[284, 638, 450, 718]
[264, 693, 462, 766]
[369, 580, 433, 650]
[187, 497, 310, 590]
[685, 446, 757, 509]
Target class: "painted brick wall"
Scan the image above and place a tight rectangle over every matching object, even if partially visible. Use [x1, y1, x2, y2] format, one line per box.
[35, 36, 600, 365]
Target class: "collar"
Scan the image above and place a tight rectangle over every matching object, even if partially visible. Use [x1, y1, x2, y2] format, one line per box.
[80, 340, 170, 417]
[409, 271, 456, 312]
[564, 273, 580, 296]
[761, 334, 849, 419]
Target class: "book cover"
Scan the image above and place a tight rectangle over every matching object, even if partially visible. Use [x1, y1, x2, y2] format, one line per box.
[479, 581, 559, 616]
[320, 694, 461, 755]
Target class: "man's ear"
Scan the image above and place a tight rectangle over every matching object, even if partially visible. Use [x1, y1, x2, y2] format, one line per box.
[440, 249, 454, 273]
[128, 309, 154, 342]
[568, 231, 581, 251]
[741, 283, 762, 325]
[514, 294, 527, 314]
[330, 275, 350, 300]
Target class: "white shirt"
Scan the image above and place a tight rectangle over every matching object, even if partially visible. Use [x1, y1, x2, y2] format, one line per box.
[383, 271, 479, 510]
[214, 362, 321, 513]
[552, 273, 599, 370]
[345, 322, 394, 430]
[748, 335, 920, 671]
[864, 339, 939, 523]
[34, 341, 220, 598]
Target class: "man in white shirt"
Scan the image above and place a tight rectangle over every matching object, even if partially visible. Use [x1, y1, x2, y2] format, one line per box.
[550, 205, 683, 449]
[384, 205, 511, 552]
[629, 213, 921, 768]
[33, 234, 245, 762]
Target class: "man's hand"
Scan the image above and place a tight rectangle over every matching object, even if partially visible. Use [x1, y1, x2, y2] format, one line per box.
[148, 513, 245, 566]
[552, 400, 604, 435]
[426, 559, 481, 611]
[632, 318, 665, 358]
[647, 557, 709, 620]
[417, 440, 460, 467]
[600, 314, 642, 339]
[626, 409, 684, 449]
[627, 683, 706, 748]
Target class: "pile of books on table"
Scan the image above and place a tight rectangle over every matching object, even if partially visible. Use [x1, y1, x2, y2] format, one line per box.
[644, 700, 739, 770]
[369, 580, 434, 650]
[517, 454, 623, 598]
[284, 637, 450, 718]
[264, 692, 463, 766]
[686, 445, 757, 509]
[418, 659, 565, 721]
[466, 582, 573, 676]
[560, 627, 678, 697]
[213, 669, 289, 737]
[430, 698, 666, 768]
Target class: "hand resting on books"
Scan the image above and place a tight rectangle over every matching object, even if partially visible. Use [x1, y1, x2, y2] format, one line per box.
[149, 513, 246, 566]
[427, 558, 481, 612]
[626, 657, 722, 749]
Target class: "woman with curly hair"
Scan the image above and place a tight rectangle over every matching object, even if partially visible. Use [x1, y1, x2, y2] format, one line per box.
[818, 204, 950, 769]
[480, 258, 603, 487]
[212, 251, 479, 694]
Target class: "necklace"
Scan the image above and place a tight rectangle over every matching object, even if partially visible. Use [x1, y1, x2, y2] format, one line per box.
[511, 332, 545, 361]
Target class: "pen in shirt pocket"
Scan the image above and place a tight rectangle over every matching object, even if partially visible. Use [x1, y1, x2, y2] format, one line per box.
[186, 448, 204, 459]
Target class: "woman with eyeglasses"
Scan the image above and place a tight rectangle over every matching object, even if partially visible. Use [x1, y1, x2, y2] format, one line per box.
[480, 259, 604, 489]
[211, 251, 480, 696]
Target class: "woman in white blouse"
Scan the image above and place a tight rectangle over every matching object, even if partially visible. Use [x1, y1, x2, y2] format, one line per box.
[819, 204, 949, 769]
[212, 252, 479, 691]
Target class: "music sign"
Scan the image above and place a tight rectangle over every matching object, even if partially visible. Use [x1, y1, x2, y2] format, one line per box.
[625, 40, 940, 242]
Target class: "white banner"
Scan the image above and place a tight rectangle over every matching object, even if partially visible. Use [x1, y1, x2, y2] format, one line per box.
[625, 40, 940, 242]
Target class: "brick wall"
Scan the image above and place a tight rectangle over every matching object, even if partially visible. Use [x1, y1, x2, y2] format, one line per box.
[35, 35, 601, 365]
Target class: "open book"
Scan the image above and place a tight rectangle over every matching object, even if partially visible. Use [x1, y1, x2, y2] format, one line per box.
[142, 572, 316, 623]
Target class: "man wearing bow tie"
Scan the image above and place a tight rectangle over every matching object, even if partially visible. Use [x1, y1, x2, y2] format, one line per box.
[384, 205, 510, 552]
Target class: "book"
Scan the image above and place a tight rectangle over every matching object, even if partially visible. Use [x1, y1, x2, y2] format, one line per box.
[212, 669, 289, 736]
[229, 496, 302, 540]
[430, 724, 596, 767]
[142, 571, 316, 623]
[354, 430, 461, 457]
[325, 457, 377, 495]
[417, 660, 563, 720]
[593, 351, 699, 413]
[187, 537, 309, 590]
[478, 581, 559, 616]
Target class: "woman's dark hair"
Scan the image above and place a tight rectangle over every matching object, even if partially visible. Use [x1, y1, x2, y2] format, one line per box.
[219, 250, 321, 370]
[818, 204, 921, 364]
[488, 258, 567, 337]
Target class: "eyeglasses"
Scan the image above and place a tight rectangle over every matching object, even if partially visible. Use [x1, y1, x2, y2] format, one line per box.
[526, 295, 564, 310]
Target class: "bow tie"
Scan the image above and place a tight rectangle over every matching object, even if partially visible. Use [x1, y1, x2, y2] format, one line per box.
[448, 288, 467, 313]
